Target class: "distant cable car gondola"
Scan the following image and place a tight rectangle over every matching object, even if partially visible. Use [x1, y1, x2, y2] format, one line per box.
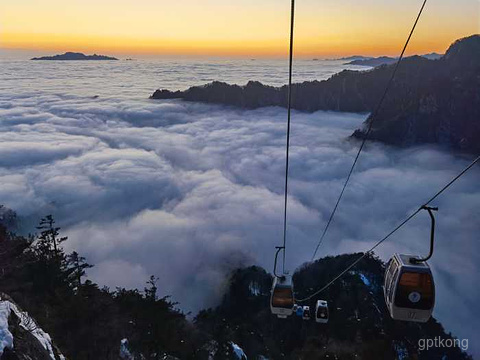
[270, 275, 294, 318]
[302, 306, 311, 321]
[315, 300, 329, 323]
[383, 206, 437, 323]
[296, 304, 304, 317]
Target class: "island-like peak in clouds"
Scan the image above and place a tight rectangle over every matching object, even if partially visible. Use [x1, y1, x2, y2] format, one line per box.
[31, 52, 118, 61]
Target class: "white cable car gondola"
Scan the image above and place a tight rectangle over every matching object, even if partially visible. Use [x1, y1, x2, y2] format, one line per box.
[315, 300, 329, 323]
[270, 275, 294, 318]
[383, 206, 437, 323]
[384, 253, 435, 322]
[302, 306, 311, 321]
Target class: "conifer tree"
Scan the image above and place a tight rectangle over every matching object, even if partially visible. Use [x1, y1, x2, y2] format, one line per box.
[66, 251, 93, 288]
[36, 215, 67, 260]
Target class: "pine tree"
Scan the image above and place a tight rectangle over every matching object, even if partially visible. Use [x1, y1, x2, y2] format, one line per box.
[29, 215, 71, 295]
[36, 215, 67, 260]
[65, 251, 93, 288]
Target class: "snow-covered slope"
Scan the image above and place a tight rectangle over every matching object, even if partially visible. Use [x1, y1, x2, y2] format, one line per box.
[0, 302, 13, 356]
[0, 294, 64, 360]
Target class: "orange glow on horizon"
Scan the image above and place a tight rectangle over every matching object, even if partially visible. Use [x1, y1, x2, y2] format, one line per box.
[1, 0, 478, 58]
[1, 31, 474, 59]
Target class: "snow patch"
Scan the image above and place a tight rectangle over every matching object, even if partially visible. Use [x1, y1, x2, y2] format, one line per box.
[0, 302, 14, 356]
[9, 302, 57, 360]
[120, 338, 134, 359]
[249, 282, 261, 296]
[203, 340, 218, 360]
[393, 341, 409, 360]
[349, 271, 372, 288]
[359, 273, 371, 287]
[231, 342, 247, 359]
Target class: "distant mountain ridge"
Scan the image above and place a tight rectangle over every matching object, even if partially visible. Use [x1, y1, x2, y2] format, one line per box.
[421, 52, 444, 60]
[346, 53, 443, 66]
[31, 52, 118, 60]
[346, 56, 397, 67]
[337, 55, 371, 61]
[151, 35, 480, 153]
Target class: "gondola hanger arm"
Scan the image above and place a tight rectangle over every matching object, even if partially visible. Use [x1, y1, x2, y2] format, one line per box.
[274, 246, 286, 279]
[411, 205, 438, 264]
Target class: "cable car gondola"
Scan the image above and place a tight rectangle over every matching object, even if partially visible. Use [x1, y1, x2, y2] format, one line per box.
[315, 300, 329, 323]
[384, 253, 434, 322]
[383, 206, 437, 323]
[295, 304, 304, 317]
[302, 306, 311, 321]
[270, 275, 294, 318]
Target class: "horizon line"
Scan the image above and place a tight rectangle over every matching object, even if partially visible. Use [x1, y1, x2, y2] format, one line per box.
[1, 32, 472, 60]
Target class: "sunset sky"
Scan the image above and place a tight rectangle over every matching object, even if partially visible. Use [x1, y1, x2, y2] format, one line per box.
[1, 0, 478, 58]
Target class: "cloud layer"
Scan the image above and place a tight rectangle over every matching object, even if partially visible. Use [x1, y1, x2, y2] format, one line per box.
[1, 88, 479, 354]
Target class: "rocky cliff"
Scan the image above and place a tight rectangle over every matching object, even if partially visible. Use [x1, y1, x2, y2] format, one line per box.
[353, 34, 480, 152]
[151, 35, 480, 153]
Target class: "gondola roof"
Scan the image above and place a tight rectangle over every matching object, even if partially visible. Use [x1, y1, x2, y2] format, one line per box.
[394, 254, 430, 269]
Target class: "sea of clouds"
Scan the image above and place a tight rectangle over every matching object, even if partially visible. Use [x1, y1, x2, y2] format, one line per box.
[0, 60, 479, 355]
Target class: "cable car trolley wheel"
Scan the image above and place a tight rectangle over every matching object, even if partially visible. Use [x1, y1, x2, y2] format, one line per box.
[383, 253, 435, 323]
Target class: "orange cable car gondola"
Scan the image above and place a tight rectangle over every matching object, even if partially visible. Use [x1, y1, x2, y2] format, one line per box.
[384, 206, 437, 323]
[270, 246, 295, 318]
[270, 275, 295, 319]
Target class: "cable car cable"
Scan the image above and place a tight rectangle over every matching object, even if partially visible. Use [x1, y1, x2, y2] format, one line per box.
[280, 0, 296, 275]
[297, 154, 480, 302]
[311, 0, 429, 261]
